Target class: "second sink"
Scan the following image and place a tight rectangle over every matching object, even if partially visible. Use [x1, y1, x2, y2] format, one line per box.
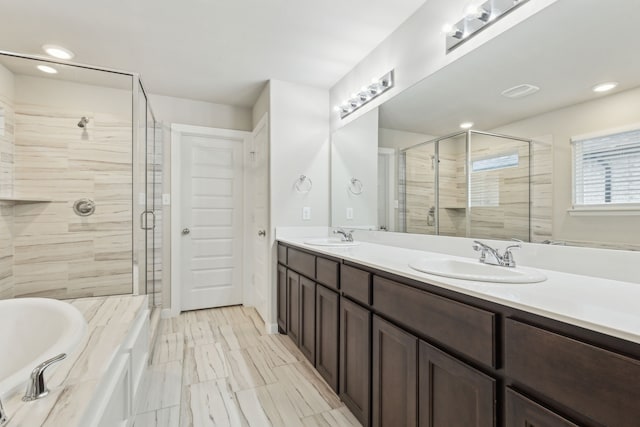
[409, 257, 547, 284]
[304, 237, 360, 247]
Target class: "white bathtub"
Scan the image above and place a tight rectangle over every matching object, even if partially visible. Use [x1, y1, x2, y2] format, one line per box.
[0, 298, 87, 399]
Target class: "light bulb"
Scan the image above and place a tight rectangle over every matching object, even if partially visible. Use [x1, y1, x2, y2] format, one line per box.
[42, 44, 74, 60]
[592, 82, 618, 93]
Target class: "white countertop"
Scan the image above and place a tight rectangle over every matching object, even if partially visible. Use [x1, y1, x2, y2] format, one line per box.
[279, 237, 640, 345]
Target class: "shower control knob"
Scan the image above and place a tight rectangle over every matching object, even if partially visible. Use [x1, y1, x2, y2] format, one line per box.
[182, 228, 190, 235]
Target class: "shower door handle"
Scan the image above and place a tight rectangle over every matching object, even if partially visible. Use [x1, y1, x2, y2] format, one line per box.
[140, 210, 155, 230]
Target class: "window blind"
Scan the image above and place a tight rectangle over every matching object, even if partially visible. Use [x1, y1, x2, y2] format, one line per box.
[573, 128, 640, 206]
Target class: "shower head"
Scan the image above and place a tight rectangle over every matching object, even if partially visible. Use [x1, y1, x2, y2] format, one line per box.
[78, 117, 89, 128]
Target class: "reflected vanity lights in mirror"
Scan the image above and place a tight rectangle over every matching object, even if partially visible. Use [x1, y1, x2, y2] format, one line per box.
[330, 0, 640, 250]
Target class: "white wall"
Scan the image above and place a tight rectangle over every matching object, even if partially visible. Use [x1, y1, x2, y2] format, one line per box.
[269, 80, 330, 228]
[329, 0, 558, 131]
[252, 82, 270, 128]
[492, 86, 640, 248]
[332, 108, 378, 228]
[149, 93, 252, 131]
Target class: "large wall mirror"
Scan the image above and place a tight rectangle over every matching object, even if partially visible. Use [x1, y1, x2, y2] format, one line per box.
[330, 0, 640, 250]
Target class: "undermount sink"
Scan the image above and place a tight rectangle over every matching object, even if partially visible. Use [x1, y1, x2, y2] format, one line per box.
[409, 257, 547, 284]
[304, 237, 361, 247]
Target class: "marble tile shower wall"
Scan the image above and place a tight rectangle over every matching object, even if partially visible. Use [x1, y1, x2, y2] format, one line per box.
[1, 104, 134, 299]
[0, 83, 15, 298]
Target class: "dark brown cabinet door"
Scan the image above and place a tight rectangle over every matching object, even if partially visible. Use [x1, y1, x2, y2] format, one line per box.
[277, 264, 287, 332]
[287, 270, 300, 345]
[372, 315, 417, 427]
[299, 276, 316, 364]
[505, 388, 579, 427]
[315, 284, 339, 392]
[418, 340, 495, 427]
[340, 298, 371, 427]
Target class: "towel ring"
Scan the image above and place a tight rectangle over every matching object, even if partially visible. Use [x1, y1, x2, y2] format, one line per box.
[295, 175, 313, 193]
[348, 178, 364, 195]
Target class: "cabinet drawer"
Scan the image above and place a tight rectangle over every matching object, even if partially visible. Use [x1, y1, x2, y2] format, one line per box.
[278, 244, 287, 264]
[316, 257, 339, 290]
[288, 248, 315, 279]
[341, 264, 371, 305]
[505, 319, 640, 427]
[373, 276, 495, 367]
[505, 388, 578, 427]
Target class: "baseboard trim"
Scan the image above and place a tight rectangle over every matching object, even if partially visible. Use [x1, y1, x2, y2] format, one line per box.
[266, 322, 279, 334]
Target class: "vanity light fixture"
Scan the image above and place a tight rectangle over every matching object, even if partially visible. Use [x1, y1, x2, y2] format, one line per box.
[36, 65, 58, 74]
[592, 82, 618, 93]
[460, 122, 474, 129]
[445, 0, 530, 52]
[42, 44, 74, 60]
[335, 70, 394, 119]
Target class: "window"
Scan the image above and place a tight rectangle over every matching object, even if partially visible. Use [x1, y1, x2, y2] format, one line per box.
[572, 127, 640, 208]
[471, 152, 519, 172]
[470, 152, 519, 207]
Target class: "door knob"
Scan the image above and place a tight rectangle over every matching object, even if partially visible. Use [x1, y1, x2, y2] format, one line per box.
[182, 228, 190, 235]
[258, 230, 266, 237]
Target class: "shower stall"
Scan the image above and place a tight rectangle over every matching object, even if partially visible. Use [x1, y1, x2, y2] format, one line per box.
[0, 50, 163, 307]
[399, 129, 532, 241]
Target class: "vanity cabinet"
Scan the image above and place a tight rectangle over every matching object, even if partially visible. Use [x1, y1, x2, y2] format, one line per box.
[505, 318, 640, 427]
[315, 284, 340, 392]
[372, 315, 418, 427]
[418, 340, 495, 427]
[276, 242, 640, 427]
[340, 297, 371, 426]
[286, 270, 300, 345]
[505, 388, 578, 427]
[277, 264, 287, 332]
[299, 276, 316, 364]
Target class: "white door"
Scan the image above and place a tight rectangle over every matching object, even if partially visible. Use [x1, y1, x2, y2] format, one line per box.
[180, 133, 244, 311]
[251, 115, 270, 322]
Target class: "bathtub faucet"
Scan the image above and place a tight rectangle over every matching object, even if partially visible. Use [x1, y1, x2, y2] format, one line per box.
[23, 353, 67, 402]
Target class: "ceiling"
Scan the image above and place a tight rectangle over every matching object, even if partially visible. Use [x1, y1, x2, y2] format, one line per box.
[379, 0, 640, 136]
[0, 0, 426, 107]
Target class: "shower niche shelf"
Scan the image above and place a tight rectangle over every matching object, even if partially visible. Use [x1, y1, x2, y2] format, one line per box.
[0, 196, 52, 204]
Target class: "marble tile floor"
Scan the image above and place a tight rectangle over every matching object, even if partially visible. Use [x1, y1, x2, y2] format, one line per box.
[132, 305, 361, 427]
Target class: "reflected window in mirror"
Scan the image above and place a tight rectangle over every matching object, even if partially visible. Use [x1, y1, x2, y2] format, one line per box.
[572, 127, 640, 209]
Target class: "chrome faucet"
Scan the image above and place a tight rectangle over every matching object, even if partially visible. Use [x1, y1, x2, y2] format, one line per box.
[333, 228, 354, 242]
[23, 353, 67, 402]
[472, 240, 521, 267]
[0, 398, 7, 426]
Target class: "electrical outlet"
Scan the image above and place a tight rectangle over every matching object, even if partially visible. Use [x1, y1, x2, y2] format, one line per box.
[346, 207, 354, 220]
[302, 207, 311, 220]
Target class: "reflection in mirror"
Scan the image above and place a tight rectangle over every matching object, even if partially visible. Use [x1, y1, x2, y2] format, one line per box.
[399, 130, 532, 241]
[331, 0, 640, 250]
[331, 108, 378, 228]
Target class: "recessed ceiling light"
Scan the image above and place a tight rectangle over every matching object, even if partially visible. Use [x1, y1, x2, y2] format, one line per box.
[592, 82, 618, 93]
[36, 65, 58, 74]
[460, 122, 474, 129]
[42, 44, 74, 60]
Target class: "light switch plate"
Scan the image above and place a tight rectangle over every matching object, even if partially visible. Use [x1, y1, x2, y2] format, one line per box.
[346, 207, 354, 220]
[302, 207, 311, 220]
[162, 194, 171, 205]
